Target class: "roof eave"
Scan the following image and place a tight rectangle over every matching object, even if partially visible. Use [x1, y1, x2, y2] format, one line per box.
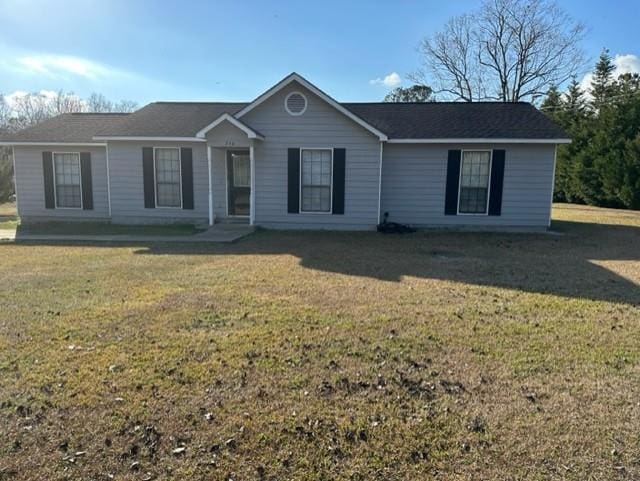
[0, 141, 108, 146]
[386, 138, 571, 144]
[92, 136, 207, 142]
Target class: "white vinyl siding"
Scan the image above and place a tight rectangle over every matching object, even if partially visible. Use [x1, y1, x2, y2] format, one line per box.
[53, 153, 82, 208]
[301, 149, 332, 213]
[154, 147, 182, 208]
[458, 150, 491, 214]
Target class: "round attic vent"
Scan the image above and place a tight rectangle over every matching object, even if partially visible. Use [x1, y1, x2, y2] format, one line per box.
[285, 91, 307, 116]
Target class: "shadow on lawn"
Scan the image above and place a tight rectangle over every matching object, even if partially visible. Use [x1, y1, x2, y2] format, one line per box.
[132, 219, 640, 305]
[10, 220, 640, 305]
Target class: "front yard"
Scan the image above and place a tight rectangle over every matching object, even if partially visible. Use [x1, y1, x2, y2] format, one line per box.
[0, 204, 639, 480]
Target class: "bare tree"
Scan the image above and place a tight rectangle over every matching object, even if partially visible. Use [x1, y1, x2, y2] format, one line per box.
[50, 90, 84, 115]
[415, 0, 586, 102]
[0, 95, 11, 131]
[413, 15, 485, 101]
[86, 93, 114, 112]
[86, 93, 137, 113]
[11, 93, 52, 129]
[114, 100, 138, 113]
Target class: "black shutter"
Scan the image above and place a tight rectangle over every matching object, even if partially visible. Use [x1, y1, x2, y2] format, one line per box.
[142, 147, 155, 208]
[42, 151, 55, 209]
[332, 148, 346, 214]
[444, 150, 461, 215]
[80, 152, 93, 210]
[489, 149, 505, 216]
[287, 148, 300, 214]
[181, 147, 194, 209]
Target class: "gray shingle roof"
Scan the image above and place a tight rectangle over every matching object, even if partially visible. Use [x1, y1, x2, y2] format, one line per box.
[0, 113, 130, 143]
[94, 102, 248, 137]
[343, 102, 568, 139]
[1, 100, 568, 142]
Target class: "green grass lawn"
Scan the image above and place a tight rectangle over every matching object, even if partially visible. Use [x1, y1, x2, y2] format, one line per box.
[0, 202, 18, 230]
[0, 203, 639, 480]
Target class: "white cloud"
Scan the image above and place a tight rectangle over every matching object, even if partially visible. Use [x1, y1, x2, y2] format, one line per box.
[579, 53, 640, 94]
[14, 54, 121, 80]
[370, 72, 402, 88]
[4, 89, 58, 107]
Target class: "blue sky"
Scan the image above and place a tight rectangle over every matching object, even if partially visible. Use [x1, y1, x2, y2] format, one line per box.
[0, 0, 638, 105]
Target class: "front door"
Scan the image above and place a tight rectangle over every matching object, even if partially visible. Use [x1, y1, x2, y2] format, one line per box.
[227, 150, 251, 216]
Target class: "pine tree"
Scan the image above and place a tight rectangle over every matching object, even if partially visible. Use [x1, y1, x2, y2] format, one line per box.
[590, 49, 616, 111]
[565, 78, 587, 117]
[541, 85, 563, 122]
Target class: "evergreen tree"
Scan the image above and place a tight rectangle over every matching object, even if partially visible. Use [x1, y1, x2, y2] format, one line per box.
[541, 85, 563, 121]
[590, 49, 616, 111]
[383, 85, 435, 102]
[622, 133, 640, 209]
[565, 78, 588, 117]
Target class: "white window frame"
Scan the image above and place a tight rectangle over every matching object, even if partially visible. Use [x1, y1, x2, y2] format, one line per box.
[299, 147, 333, 214]
[285, 91, 308, 116]
[153, 146, 183, 209]
[52, 152, 83, 210]
[457, 149, 493, 216]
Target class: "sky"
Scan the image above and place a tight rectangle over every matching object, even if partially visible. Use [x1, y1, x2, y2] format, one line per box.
[0, 0, 639, 106]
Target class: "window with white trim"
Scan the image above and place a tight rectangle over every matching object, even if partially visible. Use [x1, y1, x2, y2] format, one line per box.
[459, 150, 491, 214]
[54, 153, 81, 208]
[301, 149, 332, 213]
[155, 148, 182, 208]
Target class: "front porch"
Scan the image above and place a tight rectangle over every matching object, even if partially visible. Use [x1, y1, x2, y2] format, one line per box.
[198, 113, 264, 227]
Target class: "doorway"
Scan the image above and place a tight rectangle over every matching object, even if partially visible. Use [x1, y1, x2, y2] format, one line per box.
[226, 150, 251, 217]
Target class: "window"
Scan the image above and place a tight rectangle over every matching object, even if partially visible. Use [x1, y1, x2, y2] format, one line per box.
[155, 148, 182, 208]
[54, 153, 81, 208]
[301, 149, 332, 213]
[459, 150, 491, 214]
[233, 154, 250, 187]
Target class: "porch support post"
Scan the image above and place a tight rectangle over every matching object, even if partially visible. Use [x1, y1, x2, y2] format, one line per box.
[207, 145, 214, 226]
[249, 141, 256, 226]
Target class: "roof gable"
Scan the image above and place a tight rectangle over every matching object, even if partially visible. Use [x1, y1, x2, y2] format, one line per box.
[235, 73, 388, 141]
[195, 113, 264, 140]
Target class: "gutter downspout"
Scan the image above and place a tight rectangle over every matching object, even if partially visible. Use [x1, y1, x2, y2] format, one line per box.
[105, 142, 112, 218]
[11, 146, 18, 216]
[377, 141, 384, 225]
[249, 141, 256, 226]
[207, 145, 214, 226]
[548, 145, 557, 228]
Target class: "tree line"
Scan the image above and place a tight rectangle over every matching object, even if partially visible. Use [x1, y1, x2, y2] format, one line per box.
[541, 51, 640, 209]
[382, 0, 639, 211]
[0, 91, 137, 202]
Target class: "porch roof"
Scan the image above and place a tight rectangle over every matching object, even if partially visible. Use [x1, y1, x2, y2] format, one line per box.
[195, 113, 265, 140]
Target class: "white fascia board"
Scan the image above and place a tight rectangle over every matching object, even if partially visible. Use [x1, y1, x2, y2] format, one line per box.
[386, 138, 572, 144]
[235, 73, 388, 141]
[195, 113, 265, 140]
[92, 136, 206, 142]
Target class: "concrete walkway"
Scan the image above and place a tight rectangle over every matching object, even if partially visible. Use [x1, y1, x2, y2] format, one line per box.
[0, 224, 255, 243]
